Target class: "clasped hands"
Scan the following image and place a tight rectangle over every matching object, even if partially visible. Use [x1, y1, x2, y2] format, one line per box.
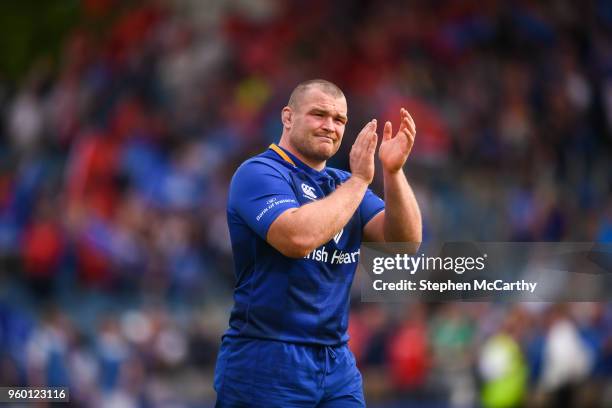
[349, 108, 416, 184]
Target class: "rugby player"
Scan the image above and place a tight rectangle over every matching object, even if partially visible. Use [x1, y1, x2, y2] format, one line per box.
[214, 79, 421, 407]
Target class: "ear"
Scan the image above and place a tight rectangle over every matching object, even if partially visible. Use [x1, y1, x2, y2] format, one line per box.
[281, 106, 293, 129]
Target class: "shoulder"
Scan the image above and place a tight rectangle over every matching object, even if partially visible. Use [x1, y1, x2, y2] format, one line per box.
[230, 153, 295, 192]
[233, 154, 288, 180]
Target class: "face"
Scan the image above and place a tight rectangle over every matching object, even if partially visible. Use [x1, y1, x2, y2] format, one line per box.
[283, 87, 348, 164]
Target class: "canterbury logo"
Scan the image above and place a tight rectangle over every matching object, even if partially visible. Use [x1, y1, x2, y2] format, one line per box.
[333, 229, 343, 244]
[301, 183, 317, 200]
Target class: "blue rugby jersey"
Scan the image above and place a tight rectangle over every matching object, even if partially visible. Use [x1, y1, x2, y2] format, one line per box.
[224, 144, 385, 346]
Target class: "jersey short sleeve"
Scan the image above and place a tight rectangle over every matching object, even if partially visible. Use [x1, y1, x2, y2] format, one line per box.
[360, 188, 385, 226]
[228, 160, 300, 239]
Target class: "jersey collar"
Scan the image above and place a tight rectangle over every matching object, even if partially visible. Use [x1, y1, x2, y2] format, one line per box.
[269, 143, 296, 167]
[268, 144, 329, 179]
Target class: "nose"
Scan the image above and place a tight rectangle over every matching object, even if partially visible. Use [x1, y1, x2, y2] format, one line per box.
[321, 116, 334, 132]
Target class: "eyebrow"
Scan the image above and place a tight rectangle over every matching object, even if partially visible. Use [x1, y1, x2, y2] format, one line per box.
[309, 107, 348, 123]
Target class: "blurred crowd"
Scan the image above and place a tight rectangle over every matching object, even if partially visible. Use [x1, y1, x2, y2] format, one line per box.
[0, 0, 611, 406]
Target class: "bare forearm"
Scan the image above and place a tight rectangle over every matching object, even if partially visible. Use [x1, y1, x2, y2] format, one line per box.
[383, 169, 422, 243]
[294, 177, 367, 247]
[268, 177, 368, 257]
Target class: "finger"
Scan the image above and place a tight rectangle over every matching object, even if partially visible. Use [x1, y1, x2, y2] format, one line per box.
[399, 108, 409, 132]
[383, 121, 392, 141]
[401, 117, 415, 137]
[363, 120, 376, 138]
[406, 111, 416, 131]
[368, 132, 377, 154]
[364, 120, 377, 148]
[396, 118, 409, 139]
[353, 120, 377, 157]
[355, 120, 374, 146]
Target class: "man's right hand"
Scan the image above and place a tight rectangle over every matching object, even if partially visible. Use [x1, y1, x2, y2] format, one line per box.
[350, 120, 378, 184]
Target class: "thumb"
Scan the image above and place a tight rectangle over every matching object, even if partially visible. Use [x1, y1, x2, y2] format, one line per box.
[383, 121, 392, 141]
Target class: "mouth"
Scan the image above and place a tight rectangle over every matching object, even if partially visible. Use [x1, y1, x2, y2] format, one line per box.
[315, 134, 336, 144]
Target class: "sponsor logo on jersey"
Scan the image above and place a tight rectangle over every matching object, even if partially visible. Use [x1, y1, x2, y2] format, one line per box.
[333, 228, 343, 244]
[301, 183, 317, 200]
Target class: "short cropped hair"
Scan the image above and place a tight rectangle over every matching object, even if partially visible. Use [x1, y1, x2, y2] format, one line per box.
[287, 79, 345, 109]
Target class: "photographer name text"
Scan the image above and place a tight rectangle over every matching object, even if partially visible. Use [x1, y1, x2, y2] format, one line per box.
[372, 279, 537, 293]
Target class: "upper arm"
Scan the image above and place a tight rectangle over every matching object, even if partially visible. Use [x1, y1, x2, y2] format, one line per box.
[363, 209, 420, 254]
[229, 161, 299, 242]
[363, 210, 385, 242]
[266, 207, 308, 257]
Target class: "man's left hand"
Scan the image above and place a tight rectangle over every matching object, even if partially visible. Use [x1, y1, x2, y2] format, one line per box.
[378, 108, 416, 173]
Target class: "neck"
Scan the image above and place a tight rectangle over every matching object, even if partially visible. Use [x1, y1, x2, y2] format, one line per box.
[278, 136, 326, 171]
